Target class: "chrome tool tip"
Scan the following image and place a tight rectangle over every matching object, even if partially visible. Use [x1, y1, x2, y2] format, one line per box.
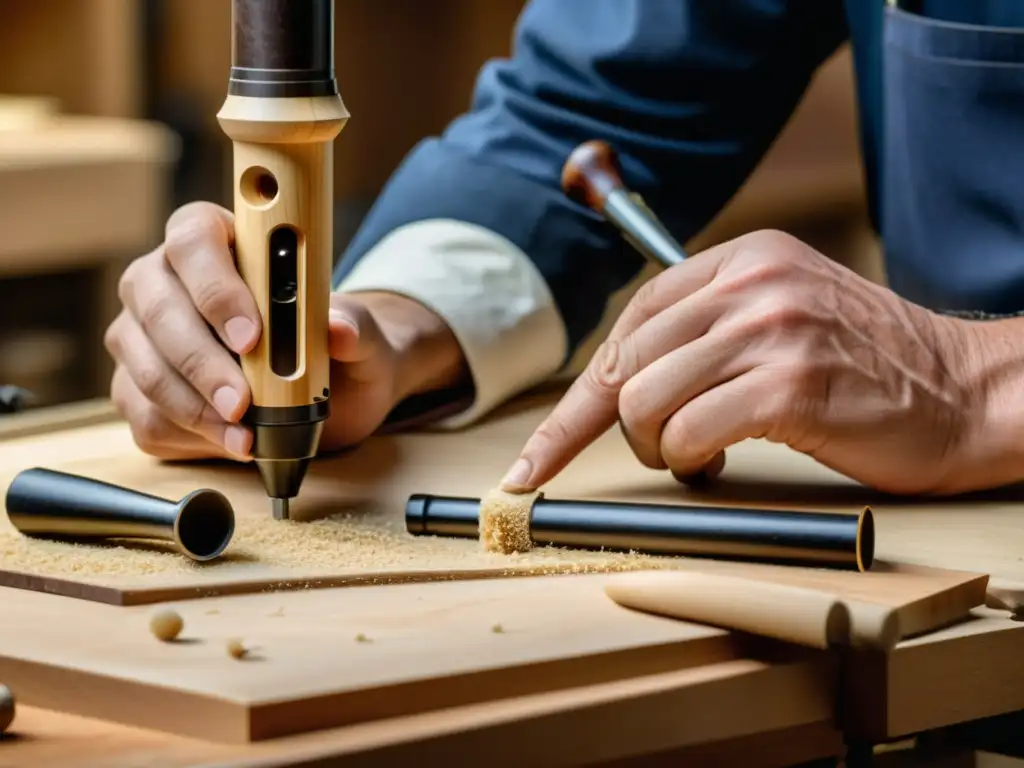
[272, 497, 290, 521]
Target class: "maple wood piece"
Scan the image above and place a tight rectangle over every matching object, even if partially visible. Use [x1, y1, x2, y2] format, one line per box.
[216, 0, 349, 519]
[6, 467, 235, 562]
[3, 686, 842, 767]
[408, 493, 874, 570]
[607, 571, 899, 651]
[605, 563, 990, 655]
[561, 139, 687, 267]
[0, 576, 753, 743]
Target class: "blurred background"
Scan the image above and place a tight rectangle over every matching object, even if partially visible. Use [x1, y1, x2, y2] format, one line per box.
[0, 0, 883, 411]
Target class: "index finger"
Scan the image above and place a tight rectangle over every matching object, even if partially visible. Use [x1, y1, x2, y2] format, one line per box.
[500, 244, 730, 492]
[164, 202, 262, 355]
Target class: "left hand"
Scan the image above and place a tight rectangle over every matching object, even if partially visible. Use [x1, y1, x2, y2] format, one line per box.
[500, 229, 986, 496]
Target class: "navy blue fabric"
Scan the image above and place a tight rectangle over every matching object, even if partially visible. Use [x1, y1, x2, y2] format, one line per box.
[335, 0, 1024, 361]
[883, 4, 1024, 311]
[334, 0, 848, 361]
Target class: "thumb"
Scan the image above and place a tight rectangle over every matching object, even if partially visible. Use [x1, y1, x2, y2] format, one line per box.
[328, 294, 380, 363]
[328, 306, 361, 361]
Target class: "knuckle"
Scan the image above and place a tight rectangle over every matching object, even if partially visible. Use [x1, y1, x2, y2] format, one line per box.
[117, 256, 147, 307]
[530, 416, 574, 451]
[618, 376, 653, 426]
[103, 316, 124, 359]
[175, 344, 212, 387]
[164, 205, 223, 265]
[110, 367, 130, 413]
[191, 277, 241, 323]
[586, 339, 636, 394]
[132, 362, 169, 403]
[661, 413, 700, 463]
[131, 405, 171, 453]
[747, 304, 811, 335]
[745, 228, 800, 251]
[627, 278, 662, 324]
[137, 288, 176, 332]
[716, 260, 790, 296]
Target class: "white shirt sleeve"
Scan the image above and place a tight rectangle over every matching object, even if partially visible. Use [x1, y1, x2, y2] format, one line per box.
[334, 219, 568, 429]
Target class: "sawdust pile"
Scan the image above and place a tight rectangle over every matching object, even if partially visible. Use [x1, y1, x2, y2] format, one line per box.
[0, 510, 669, 585]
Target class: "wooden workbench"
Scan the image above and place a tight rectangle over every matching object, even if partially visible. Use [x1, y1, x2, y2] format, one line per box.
[1, 392, 1024, 766]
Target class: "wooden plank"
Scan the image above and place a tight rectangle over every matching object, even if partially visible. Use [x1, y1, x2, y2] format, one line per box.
[0, 652, 839, 765]
[0, 399, 120, 442]
[886, 611, 1024, 739]
[0, 575, 758, 743]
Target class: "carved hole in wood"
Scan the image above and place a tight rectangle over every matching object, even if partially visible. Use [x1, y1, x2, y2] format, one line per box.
[240, 166, 280, 208]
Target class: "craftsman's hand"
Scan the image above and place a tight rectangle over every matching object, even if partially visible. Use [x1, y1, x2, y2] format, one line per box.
[501, 229, 992, 496]
[105, 202, 466, 461]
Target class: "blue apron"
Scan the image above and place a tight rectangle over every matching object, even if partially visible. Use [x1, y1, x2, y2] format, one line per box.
[882, 0, 1024, 313]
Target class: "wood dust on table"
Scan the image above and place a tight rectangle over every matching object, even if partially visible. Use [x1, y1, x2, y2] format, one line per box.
[0, 511, 669, 586]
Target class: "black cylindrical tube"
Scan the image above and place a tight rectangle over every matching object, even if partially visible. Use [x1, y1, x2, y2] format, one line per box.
[5, 468, 236, 562]
[229, 0, 337, 98]
[405, 494, 873, 571]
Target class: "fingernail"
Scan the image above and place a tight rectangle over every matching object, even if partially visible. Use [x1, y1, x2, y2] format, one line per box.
[213, 386, 242, 420]
[224, 425, 251, 457]
[501, 457, 534, 491]
[224, 317, 258, 352]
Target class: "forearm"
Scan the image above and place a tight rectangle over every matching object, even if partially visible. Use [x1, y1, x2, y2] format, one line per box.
[335, 220, 567, 428]
[949, 315, 1024, 490]
[332, 0, 848, 428]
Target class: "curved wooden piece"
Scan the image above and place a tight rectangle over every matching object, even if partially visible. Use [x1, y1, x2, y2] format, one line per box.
[605, 570, 852, 650]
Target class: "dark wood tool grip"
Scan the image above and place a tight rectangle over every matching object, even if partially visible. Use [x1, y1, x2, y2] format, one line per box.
[561, 140, 626, 213]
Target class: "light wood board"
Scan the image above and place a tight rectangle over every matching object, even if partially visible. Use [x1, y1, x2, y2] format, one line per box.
[0, 574, 789, 743]
[1, 702, 842, 768]
[0, 389, 1018, 613]
[605, 563, 989, 651]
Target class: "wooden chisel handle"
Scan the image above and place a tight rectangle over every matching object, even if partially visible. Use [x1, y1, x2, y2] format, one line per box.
[561, 140, 688, 268]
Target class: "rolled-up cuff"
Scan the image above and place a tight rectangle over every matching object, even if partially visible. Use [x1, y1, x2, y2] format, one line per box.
[335, 219, 568, 428]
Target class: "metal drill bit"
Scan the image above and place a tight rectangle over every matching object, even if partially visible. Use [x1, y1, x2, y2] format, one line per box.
[272, 497, 290, 521]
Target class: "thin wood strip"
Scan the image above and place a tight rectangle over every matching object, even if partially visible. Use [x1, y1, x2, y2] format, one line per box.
[0, 399, 121, 442]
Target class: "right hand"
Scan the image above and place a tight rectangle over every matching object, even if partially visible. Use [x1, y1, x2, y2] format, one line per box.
[106, 203, 260, 461]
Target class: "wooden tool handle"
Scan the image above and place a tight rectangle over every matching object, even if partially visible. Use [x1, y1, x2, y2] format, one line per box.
[561, 140, 626, 214]
[605, 570, 850, 650]
[217, 98, 348, 409]
[605, 570, 902, 652]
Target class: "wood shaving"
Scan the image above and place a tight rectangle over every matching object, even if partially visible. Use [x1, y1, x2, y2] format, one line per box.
[479, 488, 538, 554]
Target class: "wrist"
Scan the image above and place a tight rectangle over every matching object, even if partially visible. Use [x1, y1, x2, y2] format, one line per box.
[347, 290, 470, 402]
[946, 316, 1024, 491]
